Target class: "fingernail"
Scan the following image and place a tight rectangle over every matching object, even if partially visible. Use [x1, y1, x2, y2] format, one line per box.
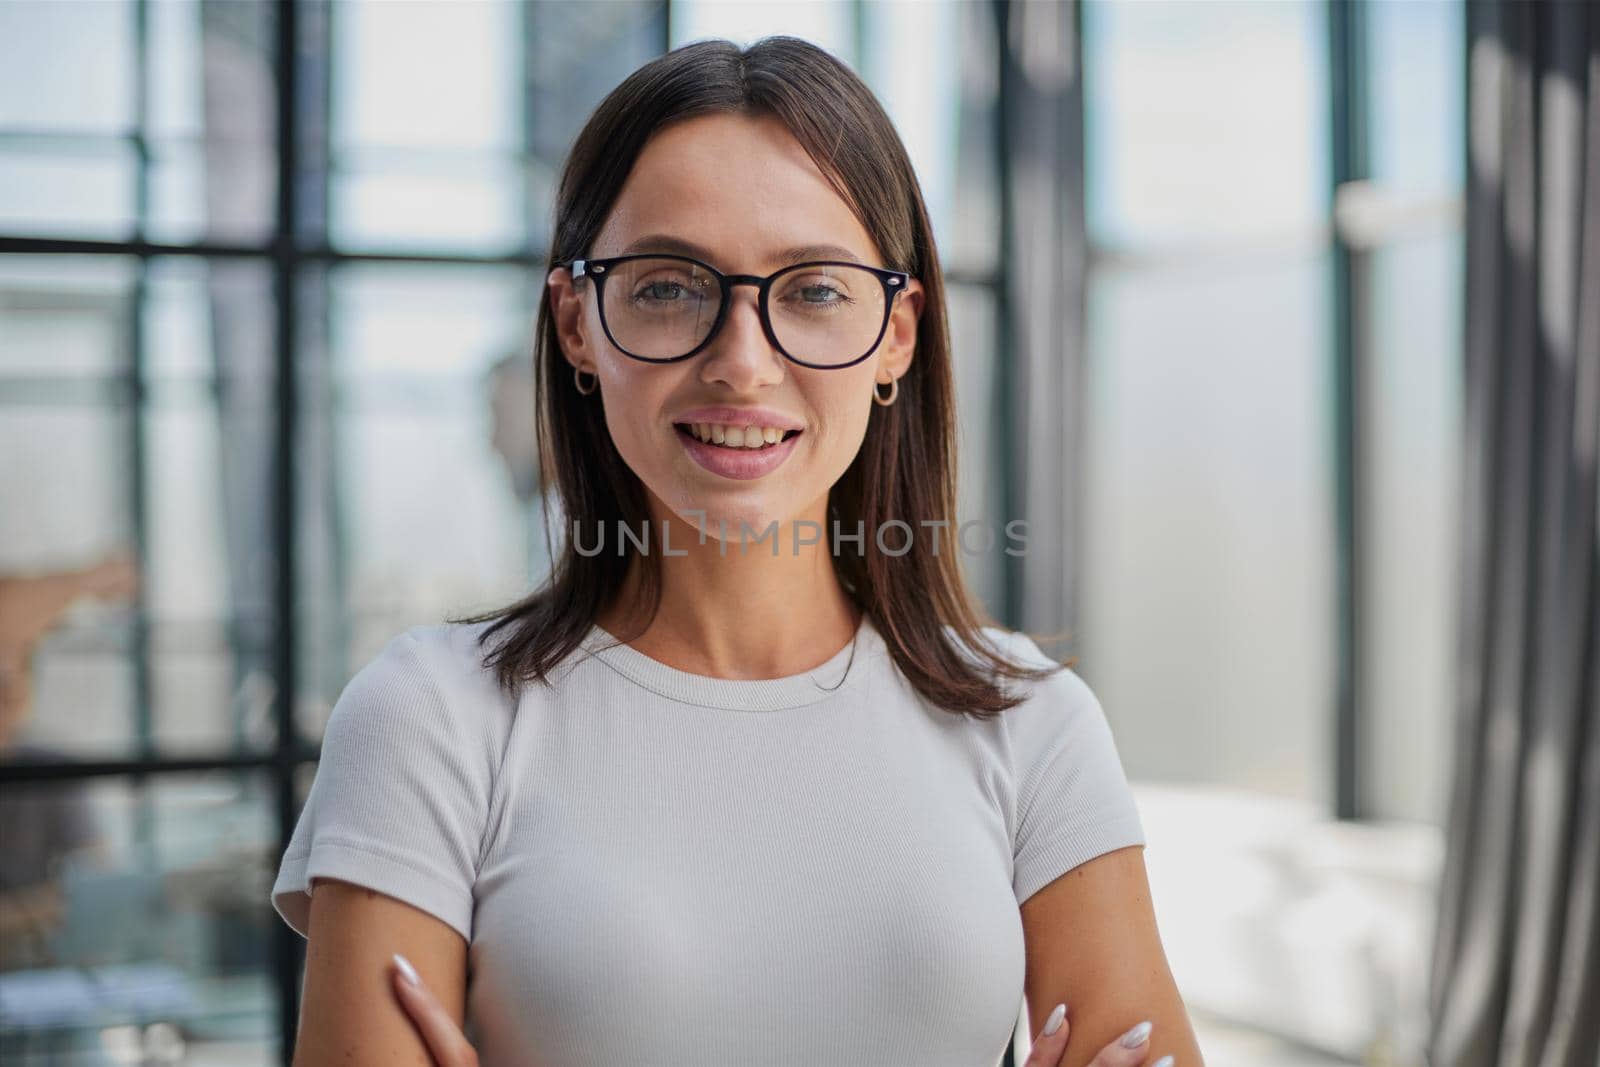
[1119, 1020, 1153, 1048]
[1042, 1003, 1067, 1036]
[393, 952, 420, 987]
[1152, 1057, 1175, 1067]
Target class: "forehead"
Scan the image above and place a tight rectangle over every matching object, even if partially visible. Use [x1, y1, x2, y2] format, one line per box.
[594, 111, 882, 271]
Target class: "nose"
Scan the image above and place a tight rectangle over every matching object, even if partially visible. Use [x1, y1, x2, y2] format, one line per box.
[697, 284, 785, 391]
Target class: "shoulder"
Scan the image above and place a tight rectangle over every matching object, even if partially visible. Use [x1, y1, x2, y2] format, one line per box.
[944, 624, 1120, 770]
[941, 621, 1061, 670]
[994, 628, 1098, 713]
[353, 619, 508, 694]
[940, 622, 1091, 712]
[979, 625, 1057, 667]
[388, 618, 506, 689]
[324, 620, 518, 759]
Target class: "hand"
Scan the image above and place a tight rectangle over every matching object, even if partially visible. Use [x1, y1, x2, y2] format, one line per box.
[1022, 1004, 1176, 1067]
[78, 551, 140, 601]
[391, 953, 480, 1067]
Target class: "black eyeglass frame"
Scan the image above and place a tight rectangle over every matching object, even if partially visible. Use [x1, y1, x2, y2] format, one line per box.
[558, 253, 911, 369]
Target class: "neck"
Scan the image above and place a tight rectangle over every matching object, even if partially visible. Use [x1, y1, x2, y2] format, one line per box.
[595, 497, 861, 680]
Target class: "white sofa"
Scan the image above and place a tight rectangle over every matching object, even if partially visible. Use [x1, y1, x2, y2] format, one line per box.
[1131, 782, 1443, 1065]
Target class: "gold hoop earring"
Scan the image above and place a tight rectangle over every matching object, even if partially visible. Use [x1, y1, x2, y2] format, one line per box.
[574, 366, 598, 396]
[873, 376, 898, 407]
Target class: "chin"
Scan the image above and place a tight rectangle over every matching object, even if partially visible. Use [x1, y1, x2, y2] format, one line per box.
[666, 497, 800, 545]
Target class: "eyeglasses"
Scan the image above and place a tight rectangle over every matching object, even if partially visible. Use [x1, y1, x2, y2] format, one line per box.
[558, 253, 911, 369]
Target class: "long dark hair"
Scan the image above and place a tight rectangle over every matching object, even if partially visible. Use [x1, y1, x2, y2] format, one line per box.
[457, 35, 1064, 718]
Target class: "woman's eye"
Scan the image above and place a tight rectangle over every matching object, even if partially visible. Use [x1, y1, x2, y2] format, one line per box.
[633, 279, 693, 302]
[788, 282, 850, 306]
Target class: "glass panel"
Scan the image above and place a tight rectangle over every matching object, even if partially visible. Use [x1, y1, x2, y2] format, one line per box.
[0, 255, 278, 761]
[0, 771, 281, 1064]
[1369, 0, 1466, 196]
[0, 1, 135, 133]
[143, 258, 278, 756]
[859, 1, 962, 267]
[334, 0, 520, 154]
[1083, 0, 1328, 250]
[942, 0, 1001, 278]
[523, 2, 669, 254]
[1082, 250, 1336, 804]
[0, 148, 138, 240]
[1361, 241, 1464, 827]
[946, 283, 1004, 618]
[0, 255, 138, 760]
[1360, 0, 1465, 828]
[0, 0, 275, 244]
[328, 0, 525, 251]
[329, 164, 525, 254]
[0, 256, 135, 379]
[669, 0, 855, 64]
[296, 263, 546, 740]
[146, 0, 277, 245]
[326, 0, 663, 255]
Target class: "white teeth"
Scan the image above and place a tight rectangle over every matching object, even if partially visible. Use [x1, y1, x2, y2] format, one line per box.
[686, 423, 794, 449]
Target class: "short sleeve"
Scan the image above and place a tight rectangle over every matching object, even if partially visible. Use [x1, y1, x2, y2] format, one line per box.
[270, 627, 503, 943]
[998, 632, 1147, 905]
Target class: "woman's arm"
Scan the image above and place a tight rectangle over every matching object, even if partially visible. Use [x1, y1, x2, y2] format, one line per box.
[1020, 845, 1205, 1067]
[293, 877, 470, 1067]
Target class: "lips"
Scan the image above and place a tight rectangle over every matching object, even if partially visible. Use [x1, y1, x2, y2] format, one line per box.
[669, 406, 805, 432]
[674, 422, 801, 480]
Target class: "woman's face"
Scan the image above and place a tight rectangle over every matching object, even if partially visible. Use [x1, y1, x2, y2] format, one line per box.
[547, 111, 924, 541]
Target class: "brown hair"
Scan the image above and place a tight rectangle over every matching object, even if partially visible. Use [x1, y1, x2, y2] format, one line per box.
[457, 35, 1065, 718]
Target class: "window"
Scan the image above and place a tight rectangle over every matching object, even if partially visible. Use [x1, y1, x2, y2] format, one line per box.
[1078, 0, 1464, 824]
[1080, 0, 1338, 804]
[1, 3, 1464, 1063]
[0, 4, 663, 1062]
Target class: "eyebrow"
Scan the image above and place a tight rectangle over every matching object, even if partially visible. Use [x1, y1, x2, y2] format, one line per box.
[614, 233, 868, 269]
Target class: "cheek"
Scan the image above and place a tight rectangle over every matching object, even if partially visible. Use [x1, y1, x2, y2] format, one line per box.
[752, 377, 876, 519]
[809, 384, 874, 481]
[596, 364, 670, 472]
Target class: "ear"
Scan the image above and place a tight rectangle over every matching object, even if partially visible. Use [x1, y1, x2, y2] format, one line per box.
[878, 277, 924, 382]
[546, 267, 592, 370]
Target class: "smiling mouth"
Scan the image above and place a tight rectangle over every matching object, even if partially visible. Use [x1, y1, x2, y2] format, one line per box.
[672, 422, 800, 451]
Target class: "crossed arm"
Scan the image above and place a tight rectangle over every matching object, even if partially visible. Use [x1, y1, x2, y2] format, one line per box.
[1019, 845, 1204, 1067]
[293, 878, 468, 1066]
[292, 845, 1203, 1066]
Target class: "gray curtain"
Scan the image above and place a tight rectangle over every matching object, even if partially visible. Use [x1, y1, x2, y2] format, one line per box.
[1426, 2, 1600, 1064]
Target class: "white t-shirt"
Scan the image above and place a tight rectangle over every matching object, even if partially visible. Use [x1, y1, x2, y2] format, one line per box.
[271, 613, 1146, 1066]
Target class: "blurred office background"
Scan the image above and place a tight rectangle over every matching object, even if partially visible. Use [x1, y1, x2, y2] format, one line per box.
[2, 1, 1597, 1066]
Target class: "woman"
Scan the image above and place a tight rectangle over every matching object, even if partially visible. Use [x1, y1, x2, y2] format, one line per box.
[272, 36, 1204, 1067]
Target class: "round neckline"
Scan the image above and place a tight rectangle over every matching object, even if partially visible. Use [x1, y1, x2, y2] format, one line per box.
[576, 613, 885, 711]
